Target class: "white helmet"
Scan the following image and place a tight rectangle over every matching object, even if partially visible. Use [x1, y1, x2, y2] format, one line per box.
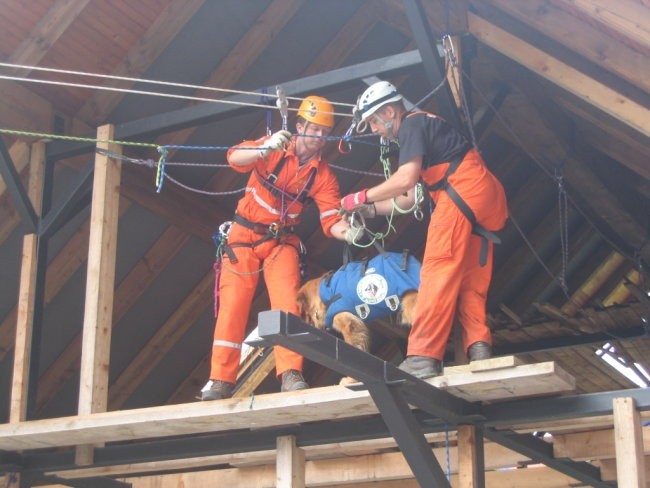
[355, 81, 403, 122]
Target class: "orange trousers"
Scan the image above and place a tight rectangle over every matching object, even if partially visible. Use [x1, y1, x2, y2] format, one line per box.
[209, 223, 303, 383]
[410, 151, 507, 360]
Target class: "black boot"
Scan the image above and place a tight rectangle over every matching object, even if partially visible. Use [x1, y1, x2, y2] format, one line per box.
[281, 369, 309, 392]
[201, 380, 234, 401]
[468, 341, 492, 361]
[398, 355, 442, 378]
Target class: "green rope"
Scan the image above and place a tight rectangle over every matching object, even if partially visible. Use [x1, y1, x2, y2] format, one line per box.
[0, 128, 160, 149]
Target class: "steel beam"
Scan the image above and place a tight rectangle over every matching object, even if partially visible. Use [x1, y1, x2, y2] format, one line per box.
[484, 428, 615, 488]
[482, 387, 650, 427]
[0, 136, 37, 233]
[255, 310, 479, 488]
[46, 51, 424, 161]
[255, 310, 480, 423]
[38, 162, 94, 239]
[402, 0, 463, 131]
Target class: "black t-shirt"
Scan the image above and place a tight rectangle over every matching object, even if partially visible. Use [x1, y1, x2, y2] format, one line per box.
[397, 112, 470, 169]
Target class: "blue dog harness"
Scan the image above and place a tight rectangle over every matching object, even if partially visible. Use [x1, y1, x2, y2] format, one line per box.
[319, 251, 421, 328]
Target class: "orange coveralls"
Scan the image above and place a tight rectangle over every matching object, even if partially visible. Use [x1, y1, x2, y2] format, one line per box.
[408, 139, 508, 360]
[210, 136, 341, 383]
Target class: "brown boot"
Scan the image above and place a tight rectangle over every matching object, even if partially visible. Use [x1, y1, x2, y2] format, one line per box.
[398, 355, 442, 378]
[468, 341, 492, 361]
[281, 369, 309, 392]
[201, 380, 234, 401]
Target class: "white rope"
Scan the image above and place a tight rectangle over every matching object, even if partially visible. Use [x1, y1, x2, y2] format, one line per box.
[0, 61, 356, 113]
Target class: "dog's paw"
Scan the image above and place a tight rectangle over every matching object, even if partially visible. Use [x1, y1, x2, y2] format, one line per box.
[339, 376, 361, 386]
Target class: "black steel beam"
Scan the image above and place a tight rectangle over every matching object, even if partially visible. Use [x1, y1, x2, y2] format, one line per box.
[255, 310, 481, 423]
[23, 474, 132, 488]
[46, 50, 424, 161]
[482, 387, 650, 427]
[492, 324, 648, 356]
[484, 428, 615, 488]
[367, 384, 452, 487]
[0, 136, 37, 233]
[255, 310, 481, 488]
[402, 0, 463, 131]
[38, 162, 94, 239]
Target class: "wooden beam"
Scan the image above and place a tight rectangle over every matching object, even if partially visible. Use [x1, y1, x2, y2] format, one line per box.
[561, 251, 626, 316]
[76, 124, 122, 464]
[552, 0, 650, 56]
[0, 360, 573, 451]
[116, 464, 585, 488]
[75, 0, 205, 125]
[487, 0, 650, 92]
[8, 0, 90, 75]
[457, 425, 483, 488]
[613, 397, 647, 487]
[277, 435, 306, 488]
[9, 142, 44, 423]
[468, 13, 650, 138]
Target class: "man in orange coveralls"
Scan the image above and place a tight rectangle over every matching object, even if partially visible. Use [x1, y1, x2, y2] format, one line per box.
[341, 81, 508, 378]
[202, 96, 356, 400]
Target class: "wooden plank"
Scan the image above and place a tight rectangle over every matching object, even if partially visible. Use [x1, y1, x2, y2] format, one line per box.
[468, 13, 650, 138]
[105, 448, 583, 488]
[8, 0, 90, 75]
[599, 456, 650, 483]
[553, 0, 650, 55]
[0, 360, 574, 451]
[433, 360, 575, 401]
[554, 424, 650, 460]
[76, 124, 121, 464]
[276, 435, 305, 488]
[488, 0, 650, 92]
[613, 397, 647, 487]
[561, 252, 626, 316]
[9, 141, 44, 423]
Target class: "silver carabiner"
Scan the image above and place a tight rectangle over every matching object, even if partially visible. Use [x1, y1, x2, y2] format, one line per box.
[218, 220, 233, 238]
[276, 85, 289, 131]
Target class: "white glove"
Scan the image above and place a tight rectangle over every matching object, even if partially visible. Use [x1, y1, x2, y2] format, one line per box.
[344, 225, 365, 245]
[259, 130, 291, 157]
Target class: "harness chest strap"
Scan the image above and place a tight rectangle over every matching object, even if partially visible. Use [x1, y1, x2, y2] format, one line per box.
[254, 155, 318, 204]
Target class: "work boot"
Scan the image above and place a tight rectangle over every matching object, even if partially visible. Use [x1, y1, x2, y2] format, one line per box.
[281, 369, 309, 392]
[398, 355, 442, 379]
[201, 380, 234, 401]
[468, 341, 492, 361]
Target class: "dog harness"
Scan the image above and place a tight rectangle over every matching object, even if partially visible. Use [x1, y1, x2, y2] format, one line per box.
[319, 251, 421, 328]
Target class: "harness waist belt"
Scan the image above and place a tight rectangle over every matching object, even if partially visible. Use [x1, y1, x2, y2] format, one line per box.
[233, 214, 294, 236]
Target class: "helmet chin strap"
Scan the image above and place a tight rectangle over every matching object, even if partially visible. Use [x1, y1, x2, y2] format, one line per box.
[375, 113, 397, 142]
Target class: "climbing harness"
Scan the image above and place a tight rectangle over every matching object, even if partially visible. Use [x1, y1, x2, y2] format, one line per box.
[318, 250, 421, 327]
[423, 149, 501, 267]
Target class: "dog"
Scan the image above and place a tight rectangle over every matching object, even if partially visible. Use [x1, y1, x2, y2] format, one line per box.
[296, 251, 420, 384]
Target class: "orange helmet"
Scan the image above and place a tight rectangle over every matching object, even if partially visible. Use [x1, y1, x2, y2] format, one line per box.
[297, 96, 335, 128]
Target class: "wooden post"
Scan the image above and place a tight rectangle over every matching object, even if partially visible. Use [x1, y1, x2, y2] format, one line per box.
[277, 435, 305, 488]
[76, 124, 121, 465]
[613, 397, 647, 488]
[10, 141, 45, 423]
[458, 425, 485, 488]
